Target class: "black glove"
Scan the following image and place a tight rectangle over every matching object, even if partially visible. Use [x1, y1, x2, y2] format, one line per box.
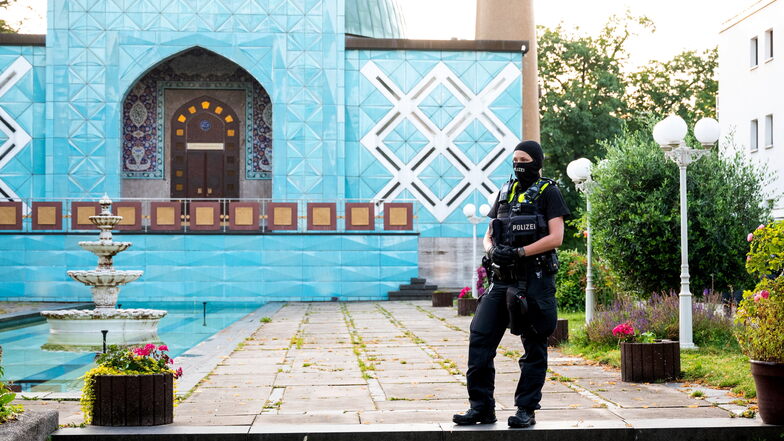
[490, 244, 517, 265]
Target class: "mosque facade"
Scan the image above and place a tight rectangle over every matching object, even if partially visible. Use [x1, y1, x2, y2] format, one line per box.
[0, 0, 531, 302]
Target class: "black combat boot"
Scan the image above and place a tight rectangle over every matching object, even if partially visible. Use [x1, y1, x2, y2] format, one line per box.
[507, 408, 535, 428]
[452, 408, 497, 425]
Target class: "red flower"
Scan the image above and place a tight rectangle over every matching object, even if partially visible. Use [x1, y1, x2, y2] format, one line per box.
[158, 345, 169, 352]
[611, 322, 634, 338]
[175, 367, 183, 378]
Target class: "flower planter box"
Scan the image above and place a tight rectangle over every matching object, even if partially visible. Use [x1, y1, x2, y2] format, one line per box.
[620, 340, 680, 383]
[432, 291, 453, 307]
[457, 298, 478, 316]
[547, 319, 569, 347]
[750, 360, 784, 424]
[92, 373, 173, 426]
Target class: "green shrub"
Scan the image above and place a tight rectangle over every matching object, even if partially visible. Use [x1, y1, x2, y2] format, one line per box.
[555, 249, 616, 312]
[735, 221, 784, 363]
[0, 366, 22, 424]
[588, 129, 769, 295]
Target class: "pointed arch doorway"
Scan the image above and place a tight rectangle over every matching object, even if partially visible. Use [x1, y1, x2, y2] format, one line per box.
[170, 96, 240, 199]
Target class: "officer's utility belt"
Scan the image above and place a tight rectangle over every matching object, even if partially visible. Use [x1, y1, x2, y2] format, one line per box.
[490, 252, 558, 284]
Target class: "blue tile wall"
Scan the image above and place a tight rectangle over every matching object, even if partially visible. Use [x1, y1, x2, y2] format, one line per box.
[0, 233, 418, 302]
[43, 0, 346, 201]
[344, 49, 524, 237]
[0, 46, 47, 201]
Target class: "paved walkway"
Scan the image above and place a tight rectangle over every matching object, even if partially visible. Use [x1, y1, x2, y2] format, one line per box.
[22, 301, 757, 428]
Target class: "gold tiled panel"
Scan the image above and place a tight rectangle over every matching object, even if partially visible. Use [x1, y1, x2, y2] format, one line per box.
[0, 207, 17, 225]
[235, 207, 254, 226]
[156, 207, 175, 225]
[389, 207, 408, 226]
[195, 207, 214, 226]
[350, 207, 370, 226]
[312, 207, 332, 226]
[117, 207, 136, 225]
[76, 206, 96, 225]
[273, 207, 292, 225]
[37, 206, 57, 225]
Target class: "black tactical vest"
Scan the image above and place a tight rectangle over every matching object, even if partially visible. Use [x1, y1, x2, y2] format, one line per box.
[491, 177, 554, 249]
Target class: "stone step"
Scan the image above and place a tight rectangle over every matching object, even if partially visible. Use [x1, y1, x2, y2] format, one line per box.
[387, 290, 436, 297]
[51, 420, 784, 440]
[410, 277, 426, 285]
[398, 284, 438, 291]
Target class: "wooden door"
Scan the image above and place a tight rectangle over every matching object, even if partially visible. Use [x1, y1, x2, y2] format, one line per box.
[170, 96, 240, 199]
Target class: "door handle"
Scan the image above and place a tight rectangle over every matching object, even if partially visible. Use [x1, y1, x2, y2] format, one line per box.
[207, 188, 213, 195]
[197, 187, 203, 194]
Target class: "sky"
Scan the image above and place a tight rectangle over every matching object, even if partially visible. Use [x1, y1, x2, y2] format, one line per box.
[5, 0, 750, 68]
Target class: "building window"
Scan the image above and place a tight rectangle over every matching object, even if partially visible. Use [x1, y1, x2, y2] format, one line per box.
[765, 29, 774, 60]
[765, 114, 774, 147]
[751, 36, 759, 67]
[751, 119, 759, 151]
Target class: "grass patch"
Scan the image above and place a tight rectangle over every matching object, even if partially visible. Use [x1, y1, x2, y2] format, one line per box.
[559, 312, 756, 398]
[260, 317, 272, 323]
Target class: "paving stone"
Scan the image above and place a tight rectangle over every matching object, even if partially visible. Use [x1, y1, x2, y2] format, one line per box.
[611, 406, 732, 420]
[584, 383, 708, 408]
[550, 364, 620, 380]
[359, 410, 461, 424]
[374, 399, 469, 411]
[273, 373, 365, 386]
[534, 408, 624, 422]
[381, 382, 467, 400]
[172, 414, 257, 425]
[253, 412, 361, 425]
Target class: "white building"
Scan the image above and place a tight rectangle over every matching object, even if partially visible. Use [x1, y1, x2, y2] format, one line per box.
[719, 0, 784, 219]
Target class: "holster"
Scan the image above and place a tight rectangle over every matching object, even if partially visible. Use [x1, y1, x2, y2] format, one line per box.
[506, 279, 529, 336]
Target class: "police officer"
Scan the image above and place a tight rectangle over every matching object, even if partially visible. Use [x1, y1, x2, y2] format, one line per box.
[453, 140, 570, 428]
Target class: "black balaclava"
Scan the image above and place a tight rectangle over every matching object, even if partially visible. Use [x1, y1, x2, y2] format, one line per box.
[513, 140, 543, 188]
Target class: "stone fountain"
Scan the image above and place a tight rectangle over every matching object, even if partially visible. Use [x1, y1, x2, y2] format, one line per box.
[41, 195, 167, 352]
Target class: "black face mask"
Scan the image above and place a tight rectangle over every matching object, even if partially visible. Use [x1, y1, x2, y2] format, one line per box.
[513, 161, 539, 188]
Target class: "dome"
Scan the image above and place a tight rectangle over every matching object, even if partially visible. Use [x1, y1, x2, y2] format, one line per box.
[345, 0, 407, 39]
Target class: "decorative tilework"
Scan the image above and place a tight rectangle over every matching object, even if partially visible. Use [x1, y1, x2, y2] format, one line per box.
[345, 50, 524, 236]
[0, 56, 34, 207]
[122, 48, 272, 179]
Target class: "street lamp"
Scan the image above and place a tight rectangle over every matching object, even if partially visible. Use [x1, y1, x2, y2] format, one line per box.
[464, 203, 491, 299]
[653, 115, 720, 349]
[567, 158, 595, 324]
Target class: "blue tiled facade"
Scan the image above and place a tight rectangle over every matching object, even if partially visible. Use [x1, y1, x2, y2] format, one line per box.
[0, 0, 525, 301]
[0, 234, 418, 302]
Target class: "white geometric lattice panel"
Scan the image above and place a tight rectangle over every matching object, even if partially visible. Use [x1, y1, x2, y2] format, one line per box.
[0, 56, 33, 206]
[360, 61, 521, 222]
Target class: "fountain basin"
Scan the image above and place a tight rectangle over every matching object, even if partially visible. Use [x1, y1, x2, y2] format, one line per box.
[90, 214, 123, 228]
[40, 308, 167, 352]
[77, 241, 132, 257]
[67, 269, 142, 286]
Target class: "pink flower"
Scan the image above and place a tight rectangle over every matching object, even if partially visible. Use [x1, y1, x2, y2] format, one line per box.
[133, 346, 151, 357]
[158, 345, 169, 352]
[175, 367, 183, 378]
[583, 231, 589, 238]
[747, 233, 754, 242]
[747, 255, 752, 262]
[477, 287, 485, 296]
[760, 290, 770, 299]
[754, 293, 761, 302]
[757, 224, 766, 230]
[612, 322, 634, 338]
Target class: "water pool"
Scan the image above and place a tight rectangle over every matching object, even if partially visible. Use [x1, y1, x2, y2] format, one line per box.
[0, 301, 264, 392]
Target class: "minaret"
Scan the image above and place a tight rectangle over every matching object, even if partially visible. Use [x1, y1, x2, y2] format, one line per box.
[475, 0, 539, 142]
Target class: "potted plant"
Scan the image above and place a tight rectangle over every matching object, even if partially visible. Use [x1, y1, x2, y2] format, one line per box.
[432, 290, 453, 307]
[614, 322, 679, 383]
[457, 286, 477, 316]
[81, 344, 182, 426]
[735, 221, 784, 424]
[0, 366, 22, 424]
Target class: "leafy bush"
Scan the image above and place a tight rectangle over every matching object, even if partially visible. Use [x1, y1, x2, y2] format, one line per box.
[735, 221, 784, 363]
[555, 249, 617, 311]
[0, 366, 22, 424]
[588, 129, 769, 295]
[585, 292, 734, 346]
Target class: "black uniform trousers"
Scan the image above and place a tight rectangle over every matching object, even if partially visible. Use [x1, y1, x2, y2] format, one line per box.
[466, 271, 558, 412]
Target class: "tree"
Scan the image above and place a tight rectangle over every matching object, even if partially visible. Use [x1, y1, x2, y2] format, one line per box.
[537, 13, 653, 249]
[627, 48, 718, 133]
[588, 129, 770, 295]
[0, 0, 20, 33]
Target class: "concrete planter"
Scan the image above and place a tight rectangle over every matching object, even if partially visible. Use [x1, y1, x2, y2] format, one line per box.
[457, 297, 477, 316]
[92, 373, 173, 426]
[750, 360, 784, 424]
[620, 340, 680, 383]
[431, 292, 452, 307]
[0, 410, 58, 441]
[547, 319, 569, 346]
